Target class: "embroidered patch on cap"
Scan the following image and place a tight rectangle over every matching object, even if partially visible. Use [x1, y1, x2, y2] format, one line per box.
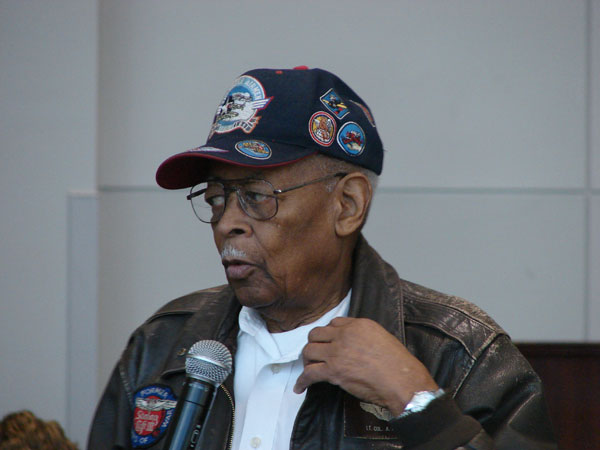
[337, 122, 365, 156]
[309, 111, 336, 147]
[131, 385, 177, 448]
[235, 140, 272, 159]
[209, 75, 272, 138]
[320, 89, 349, 119]
[350, 100, 376, 128]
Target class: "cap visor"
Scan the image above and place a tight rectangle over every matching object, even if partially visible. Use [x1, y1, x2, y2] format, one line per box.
[156, 143, 318, 189]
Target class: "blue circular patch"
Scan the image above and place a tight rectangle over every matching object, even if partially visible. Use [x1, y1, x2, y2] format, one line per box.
[235, 140, 272, 160]
[131, 384, 177, 448]
[337, 122, 366, 156]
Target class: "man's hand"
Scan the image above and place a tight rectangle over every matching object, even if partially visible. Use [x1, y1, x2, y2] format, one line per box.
[293, 317, 439, 416]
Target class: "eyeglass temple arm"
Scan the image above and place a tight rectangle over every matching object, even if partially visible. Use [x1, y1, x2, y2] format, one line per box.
[273, 172, 347, 194]
[186, 185, 243, 201]
[186, 189, 205, 201]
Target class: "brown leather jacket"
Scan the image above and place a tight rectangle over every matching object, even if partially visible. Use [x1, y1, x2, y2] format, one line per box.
[89, 236, 557, 449]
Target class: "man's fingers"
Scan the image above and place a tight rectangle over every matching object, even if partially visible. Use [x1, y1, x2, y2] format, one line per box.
[307, 317, 354, 342]
[293, 362, 329, 394]
[329, 317, 353, 327]
[307, 325, 335, 343]
[301, 342, 332, 365]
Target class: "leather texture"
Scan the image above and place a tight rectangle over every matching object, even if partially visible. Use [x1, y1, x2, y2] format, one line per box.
[88, 235, 556, 449]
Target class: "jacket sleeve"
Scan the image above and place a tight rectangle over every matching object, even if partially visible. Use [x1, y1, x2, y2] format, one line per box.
[88, 330, 146, 450]
[453, 334, 557, 449]
[389, 335, 557, 449]
[88, 361, 134, 449]
[389, 393, 485, 449]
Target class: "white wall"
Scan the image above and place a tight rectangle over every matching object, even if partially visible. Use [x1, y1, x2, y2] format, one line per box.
[0, 0, 97, 446]
[97, 0, 598, 385]
[1, 0, 599, 445]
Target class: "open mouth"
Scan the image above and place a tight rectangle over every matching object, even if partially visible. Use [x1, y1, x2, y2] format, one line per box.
[222, 258, 255, 280]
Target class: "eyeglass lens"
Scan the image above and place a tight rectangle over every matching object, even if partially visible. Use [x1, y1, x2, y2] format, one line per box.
[188, 180, 278, 223]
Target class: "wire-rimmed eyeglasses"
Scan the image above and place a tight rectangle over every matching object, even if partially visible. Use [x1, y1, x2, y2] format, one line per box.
[186, 172, 347, 223]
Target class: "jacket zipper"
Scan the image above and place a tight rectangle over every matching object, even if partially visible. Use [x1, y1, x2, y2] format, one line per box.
[220, 384, 235, 450]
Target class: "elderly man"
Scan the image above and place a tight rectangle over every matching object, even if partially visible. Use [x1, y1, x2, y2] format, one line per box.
[89, 67, 556, 449]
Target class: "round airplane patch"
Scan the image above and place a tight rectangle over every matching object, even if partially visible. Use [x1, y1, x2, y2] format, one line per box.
[131, 384, 177, 448]
[235, 140, 272, 159]
[209, 75, 272, 137]
[337, 122, 366, 156]
[309, 111, 336, 147]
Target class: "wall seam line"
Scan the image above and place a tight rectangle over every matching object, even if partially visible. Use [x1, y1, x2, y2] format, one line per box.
[98, 185, 591, 196]
[584, 0, 592, 341]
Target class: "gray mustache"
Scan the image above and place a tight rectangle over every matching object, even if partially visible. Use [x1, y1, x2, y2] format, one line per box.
[221, 245, 248, 261]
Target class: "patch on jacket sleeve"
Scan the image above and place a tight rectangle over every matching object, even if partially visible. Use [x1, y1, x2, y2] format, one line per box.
[131, 384, 177, 448]
[344, 394, 398, 440]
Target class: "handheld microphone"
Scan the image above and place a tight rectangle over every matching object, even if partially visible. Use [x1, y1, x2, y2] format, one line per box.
[164, 340, 233, 449]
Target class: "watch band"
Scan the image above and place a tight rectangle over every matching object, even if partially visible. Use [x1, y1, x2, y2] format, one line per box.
[397, 388, 445, 418]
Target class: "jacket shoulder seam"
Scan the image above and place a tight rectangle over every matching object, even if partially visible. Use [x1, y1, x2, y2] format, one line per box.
[145, 285, 231, 323]
[400, 279, 504, 332]
[405, 295, 504, 334]
[453, 334, 508, 397]
[403, 290, 505, 360]
[117, 360, 134, 408]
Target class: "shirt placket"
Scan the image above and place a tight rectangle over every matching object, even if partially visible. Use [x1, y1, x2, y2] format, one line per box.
[237, 360, 293, 450]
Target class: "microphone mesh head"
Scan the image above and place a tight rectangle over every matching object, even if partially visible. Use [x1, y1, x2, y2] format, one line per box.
[185, 340, 232, 385]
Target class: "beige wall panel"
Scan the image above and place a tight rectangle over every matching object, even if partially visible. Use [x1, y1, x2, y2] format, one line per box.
[98, 190, 227, 387]
[0, 0, 97, 430]
[98, 0, 586, 190]
[363, 192, 586, 341]
[592, 0, 600, 189]
[590, 196, 600, 340]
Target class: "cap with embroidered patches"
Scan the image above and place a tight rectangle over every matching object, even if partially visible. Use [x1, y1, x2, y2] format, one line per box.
[156, 66, 383, 189]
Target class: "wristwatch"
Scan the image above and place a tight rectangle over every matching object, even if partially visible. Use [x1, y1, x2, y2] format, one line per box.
[397, 388, 445, 418]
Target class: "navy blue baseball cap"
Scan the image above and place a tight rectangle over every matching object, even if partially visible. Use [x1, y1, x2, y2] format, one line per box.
[156, 66, 384, 189]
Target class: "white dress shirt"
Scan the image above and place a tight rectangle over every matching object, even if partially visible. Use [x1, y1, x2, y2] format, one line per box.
[232, 291, 351, 450]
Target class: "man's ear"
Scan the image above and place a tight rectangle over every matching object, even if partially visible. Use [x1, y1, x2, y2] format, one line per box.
[333, 173, 372, 237]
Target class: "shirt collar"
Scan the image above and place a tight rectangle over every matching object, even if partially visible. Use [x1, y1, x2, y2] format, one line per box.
[238, 290, 352, 363]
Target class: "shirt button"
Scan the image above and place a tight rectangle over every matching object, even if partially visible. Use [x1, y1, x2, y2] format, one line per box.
[271, 364, 281, 374]
[250, 436, 261, 448]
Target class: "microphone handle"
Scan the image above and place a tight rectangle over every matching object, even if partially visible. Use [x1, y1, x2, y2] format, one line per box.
[165, 378, 216, 449]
